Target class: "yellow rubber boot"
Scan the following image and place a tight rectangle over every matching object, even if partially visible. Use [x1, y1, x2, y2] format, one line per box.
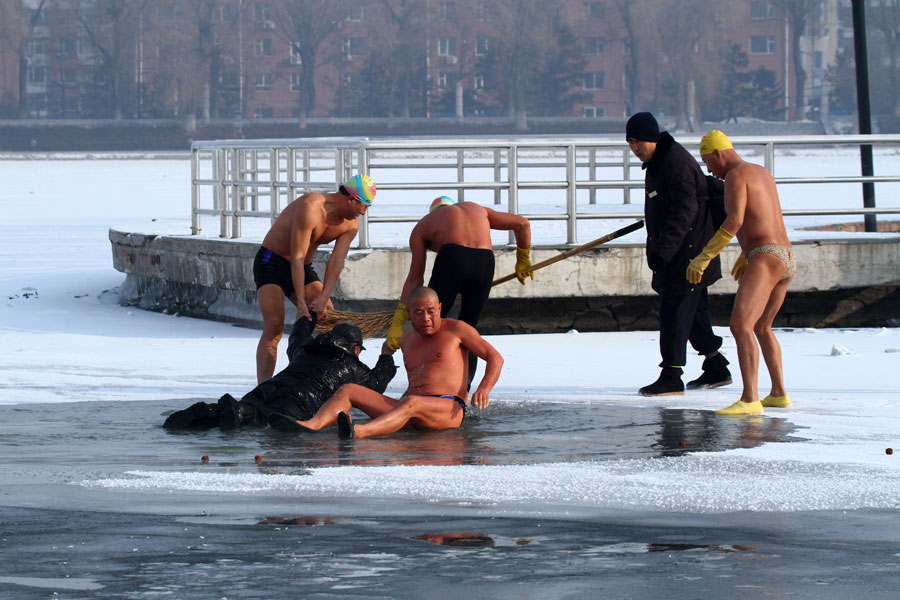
[716, 399, 763, 415]
[761, 394, 791, 408]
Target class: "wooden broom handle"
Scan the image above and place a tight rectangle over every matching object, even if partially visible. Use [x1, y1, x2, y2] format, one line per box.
[492, 220, 645, 286]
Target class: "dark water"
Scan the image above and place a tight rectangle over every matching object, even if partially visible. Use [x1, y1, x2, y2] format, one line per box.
[0, 398, 803, 474]
[5, 401, 898, 599]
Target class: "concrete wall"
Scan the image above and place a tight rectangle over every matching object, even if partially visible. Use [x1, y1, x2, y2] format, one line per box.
[110, 228, 900, 332]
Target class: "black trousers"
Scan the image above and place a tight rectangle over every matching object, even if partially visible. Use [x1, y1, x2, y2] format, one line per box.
[658, 286, 722, 368]
[428, 243, 495, 384]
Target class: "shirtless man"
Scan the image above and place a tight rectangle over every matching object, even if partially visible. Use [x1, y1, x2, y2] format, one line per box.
[386, 196, 530, 383]
[686, 130, 794, 415]
[284, 286, 504, 439]
[254, 174, 375, 382]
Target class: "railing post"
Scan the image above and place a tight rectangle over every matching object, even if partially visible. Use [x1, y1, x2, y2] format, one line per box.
[190, 147, 201, 235]
[589, 147, 597, 205]
[566, 144, 577, 245]
[764, 141, 775, 175]
[216, 148, 229, 238]
[231, 148, 241, 239]
[493, 148, 502, 205]
[269, 147, 279, 224]
[457, 147, 465, 203]
[507, 144, 518, 246]
[623, 146, 632, 204]
[288, 147, 297, 208]
[250, 148, 259, 212]
[357, 146, 370, 249]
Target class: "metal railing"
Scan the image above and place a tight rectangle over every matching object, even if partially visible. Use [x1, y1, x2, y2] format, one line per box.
[190, 134, 900, 247]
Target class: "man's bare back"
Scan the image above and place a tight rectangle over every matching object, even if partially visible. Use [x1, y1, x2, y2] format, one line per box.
[722, 162, 791, 252]
[413, 202, 495, 253]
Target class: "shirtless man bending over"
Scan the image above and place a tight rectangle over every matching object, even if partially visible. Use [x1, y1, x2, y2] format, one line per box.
[283, 286, 504, 439]
[254, 174, 375, 382]
[386, 197, 530, 384]
[686, 130, 794, 415]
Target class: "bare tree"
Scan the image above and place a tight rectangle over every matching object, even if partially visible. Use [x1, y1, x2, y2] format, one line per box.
[4, 0, 47, 118]
[871, 0, 900, 115]
[275, 0, 345, 125]
[373, 0, 428, 118]
[76, 0, 140, 119]
[609, 0, 647, 116]
[770, 0, 824, 120]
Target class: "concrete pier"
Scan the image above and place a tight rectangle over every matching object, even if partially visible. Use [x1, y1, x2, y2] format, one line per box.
[110, 228, 900, 333]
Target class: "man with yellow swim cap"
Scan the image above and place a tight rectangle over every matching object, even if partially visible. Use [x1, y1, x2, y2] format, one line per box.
[625, 112, 732, 397]
[690, 130, 794, 415]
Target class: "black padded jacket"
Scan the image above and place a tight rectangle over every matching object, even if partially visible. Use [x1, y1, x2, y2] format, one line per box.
[642, 131, 722, 295]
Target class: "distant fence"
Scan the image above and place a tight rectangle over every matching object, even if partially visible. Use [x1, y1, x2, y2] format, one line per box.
[190, 134, 900, 247]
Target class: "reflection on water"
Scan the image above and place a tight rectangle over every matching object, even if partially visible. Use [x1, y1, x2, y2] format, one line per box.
[0, 399, 805, 477]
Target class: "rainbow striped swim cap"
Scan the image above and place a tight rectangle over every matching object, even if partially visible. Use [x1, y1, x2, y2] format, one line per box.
[429, 196, 455, 213]
[343, 174, 376, 206]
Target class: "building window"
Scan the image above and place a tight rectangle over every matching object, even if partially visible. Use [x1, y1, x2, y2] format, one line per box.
[27, 66, 46, 84]
[254, 3, 272, 23]
[290, 73, 301, 91]
[290, 43, 302, 65]
[584, 2, 604, 19]
[57, 38, 75, 58]
[437, 72, 457, 90]
[346, 2, 365, 21]
[750, 1, 776, 19]
[475, 37, 489, 56]
[750, 35, 776, 54]
[58, 68, 76, 84]
[342, 37, 365, 59]
[77, 37, 93, 58]
[342, 72, 353, 88]
[814, 49, 823, 69]
[476, 2, 491, 21]
[586, 37, 604, 55]
[255, 38, 273, 57]
[473, 73, 485, 89]
[253, 107, 273, 119]
[438, 2, 456, 21]
[255, 73, 273, 90]
[584, 107, 606, 117]
[28, 39, 46, 57]
[438, 37, 456, 56]
[584, 71, 605, 90]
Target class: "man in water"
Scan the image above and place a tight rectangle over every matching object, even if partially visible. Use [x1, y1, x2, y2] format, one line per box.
[687, 130, 794, 414]
[270, 286, 503, 439]
[385, 196, 530, 384]
[163, 316, 396, 430]
[254, 174, 375, 382]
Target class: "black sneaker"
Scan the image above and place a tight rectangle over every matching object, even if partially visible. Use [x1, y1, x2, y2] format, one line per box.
[638, 367, 684, 396]
[686, 353, 732, 390]
[163, 401, 219, 429]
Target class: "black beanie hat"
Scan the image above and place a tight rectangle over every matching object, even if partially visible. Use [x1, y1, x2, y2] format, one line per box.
[626, 112, 661, 142]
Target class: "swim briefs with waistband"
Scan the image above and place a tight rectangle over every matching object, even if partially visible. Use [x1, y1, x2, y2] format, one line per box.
[425, 394, 467, 416]
[747, 243, 795, 281]
[253, 247, 321, 297]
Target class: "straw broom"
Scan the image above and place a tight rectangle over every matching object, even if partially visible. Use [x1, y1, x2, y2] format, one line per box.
[316, 220, 645, 338]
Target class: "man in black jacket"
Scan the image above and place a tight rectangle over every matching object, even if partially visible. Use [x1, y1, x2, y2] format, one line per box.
[626, 112, 731, 396]
[163, 315, 397, 430]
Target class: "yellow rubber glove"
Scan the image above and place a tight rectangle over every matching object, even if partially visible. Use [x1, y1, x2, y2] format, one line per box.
[731, 253, 748, 281]
[515, 247, 533, 284]
[686, 227, 734, 284]
[386, 303, 408, 351]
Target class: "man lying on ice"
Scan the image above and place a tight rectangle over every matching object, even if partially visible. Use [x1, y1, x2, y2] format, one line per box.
[163, 315, 396, 430]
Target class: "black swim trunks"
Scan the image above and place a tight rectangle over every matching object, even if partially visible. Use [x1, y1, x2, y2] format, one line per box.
[253, 247, 320, 297]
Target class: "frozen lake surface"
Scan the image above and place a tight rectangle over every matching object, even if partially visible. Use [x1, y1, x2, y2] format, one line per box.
[1, 153, 899, 597]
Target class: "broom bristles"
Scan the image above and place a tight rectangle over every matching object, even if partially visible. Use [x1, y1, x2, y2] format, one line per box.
[315, 308, 395, 339]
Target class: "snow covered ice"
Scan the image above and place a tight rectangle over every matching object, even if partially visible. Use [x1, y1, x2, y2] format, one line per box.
[1, 152, 899, 598]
